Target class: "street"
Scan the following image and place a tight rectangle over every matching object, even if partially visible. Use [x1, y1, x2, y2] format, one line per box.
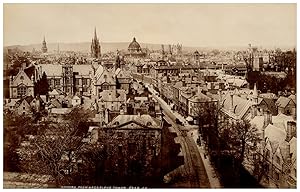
[145, 83, 210, 188]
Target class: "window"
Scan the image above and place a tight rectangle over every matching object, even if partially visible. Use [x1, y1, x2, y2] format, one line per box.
[117, 132, 122, 137]
[55, 79, 60, 86]
[75, 79, 79, 85]
[17, 86, 27, 97]
[275, 155, 280, 164]
[20, 76, 24, 80]
[82, 79, 88, 85]
[82, 87, 87, 92]
[294, 168, 297, 176]
[274, 172, 280, 180]
[102, 85, 109, 90]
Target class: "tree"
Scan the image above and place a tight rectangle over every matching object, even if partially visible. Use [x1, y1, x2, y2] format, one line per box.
[17, 106, 103, 187]
[227, 120, 261, 163]
[38, 72, 49, 95]
[193, 101, 262, 186]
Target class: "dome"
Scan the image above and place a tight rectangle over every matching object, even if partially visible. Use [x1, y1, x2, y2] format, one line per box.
[128, 37, 141, 52]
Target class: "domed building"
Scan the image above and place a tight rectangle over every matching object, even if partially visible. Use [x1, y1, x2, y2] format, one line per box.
[126, 37, 146, 58]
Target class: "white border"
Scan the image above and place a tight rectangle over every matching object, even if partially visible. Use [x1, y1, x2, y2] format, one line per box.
[1, 1, 298, 192]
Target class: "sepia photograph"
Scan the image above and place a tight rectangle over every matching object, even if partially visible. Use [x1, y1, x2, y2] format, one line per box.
[2, 2, 297, 189]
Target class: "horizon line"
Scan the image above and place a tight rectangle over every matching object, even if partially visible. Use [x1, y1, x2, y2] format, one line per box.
[4, 41, 296, 50]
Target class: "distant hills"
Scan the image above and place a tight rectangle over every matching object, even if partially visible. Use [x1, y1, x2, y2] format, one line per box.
[4, 42, 215, 54]
[4, 42, 295, 54]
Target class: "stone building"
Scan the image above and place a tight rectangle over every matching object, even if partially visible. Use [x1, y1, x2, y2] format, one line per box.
[94, 114, 163, 185]
[247, 113, 297, 188]
[126, 37, 146, 58]
[41, 64, 93, 96]
[9, 63, 34, 99]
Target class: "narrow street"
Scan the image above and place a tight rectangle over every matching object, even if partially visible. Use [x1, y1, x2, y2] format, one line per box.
[144, 83, 211, 188]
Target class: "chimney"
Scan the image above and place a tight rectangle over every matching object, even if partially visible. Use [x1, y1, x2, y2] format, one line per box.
[263, 110, 272, 128]
[229, 92, 234, 113]
[218, 89, 222, 101]
[197, 85, 202, 95]
[286, 121, 296, 142]
[21, 63, 26, 71]
[281, 142, 291, 165]
[291, 107, 296, 120]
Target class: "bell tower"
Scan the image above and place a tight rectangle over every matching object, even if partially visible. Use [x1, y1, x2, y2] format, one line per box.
[62, 64, 73, 95]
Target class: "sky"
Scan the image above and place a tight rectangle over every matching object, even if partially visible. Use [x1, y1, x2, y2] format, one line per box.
[3, 3, 297, 48]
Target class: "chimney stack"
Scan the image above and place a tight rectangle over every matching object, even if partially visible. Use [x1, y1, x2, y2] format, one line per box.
[197, 85, 202, 95]
[229, 92, 234, 113]
[263, 110, 272, 128]
[286, 121, 296, 142]
[21, 63, 26, 71]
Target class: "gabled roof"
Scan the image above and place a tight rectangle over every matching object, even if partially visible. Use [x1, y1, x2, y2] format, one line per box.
[188, 92, 211, 103]
[265, 124, 286, 152]
[72, 95, 80, 100]
[257, 97, 277, 115]
[276, 96, 295, 108]
[94, 68, 115, 85]
[221, 93, 256, 119]
[107, 114, 160, 129]
[288, 94, 296, 105]
[15, 96, 34, 108]
[49, 89, 60, 96]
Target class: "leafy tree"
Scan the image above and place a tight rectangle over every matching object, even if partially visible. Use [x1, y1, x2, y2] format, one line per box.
[35, 72, 49, 95]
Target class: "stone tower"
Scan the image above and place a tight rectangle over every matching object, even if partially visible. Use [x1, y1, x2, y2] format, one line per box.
[62, 64, 73, 95]
[91, 28, 101, 59]
[41, 36, 48, 53]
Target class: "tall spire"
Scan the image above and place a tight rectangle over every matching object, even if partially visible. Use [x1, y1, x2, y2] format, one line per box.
[253, 83, 258, 104]
[94, 27, 97, 40]
[91, 27, 101, 58]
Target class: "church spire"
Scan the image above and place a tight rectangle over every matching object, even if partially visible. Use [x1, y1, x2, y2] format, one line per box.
[91, 28, 101, 59]
[94, 27, 97, 40]
[253, 83, 258, 103]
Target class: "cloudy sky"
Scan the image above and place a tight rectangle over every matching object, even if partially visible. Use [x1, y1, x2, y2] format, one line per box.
[4, 3, 296, 47]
